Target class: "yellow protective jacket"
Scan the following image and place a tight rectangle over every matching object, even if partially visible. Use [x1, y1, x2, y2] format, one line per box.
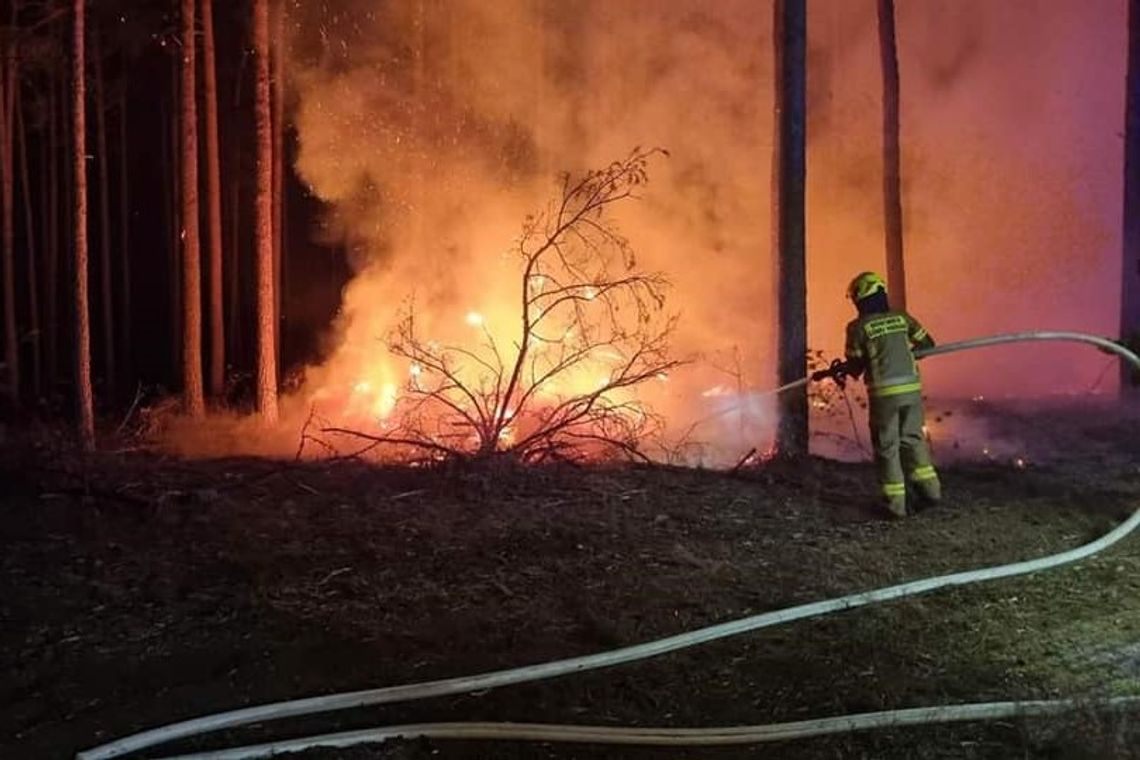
[844, 310, 934, 398]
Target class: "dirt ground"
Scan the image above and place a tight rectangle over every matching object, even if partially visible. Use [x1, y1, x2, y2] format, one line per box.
[2, 400, 1140, 759]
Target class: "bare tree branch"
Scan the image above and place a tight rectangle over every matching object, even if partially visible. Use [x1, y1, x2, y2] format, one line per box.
[333, 148, 680, 463]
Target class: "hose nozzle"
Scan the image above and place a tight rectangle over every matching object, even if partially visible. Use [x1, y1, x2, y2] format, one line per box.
[810, 358, 848, 389]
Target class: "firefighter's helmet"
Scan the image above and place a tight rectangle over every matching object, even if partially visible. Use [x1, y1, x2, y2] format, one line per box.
[847, 271, 887, 302]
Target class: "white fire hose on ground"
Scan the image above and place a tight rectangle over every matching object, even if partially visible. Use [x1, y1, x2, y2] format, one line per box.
[76, 332, 1140, 760]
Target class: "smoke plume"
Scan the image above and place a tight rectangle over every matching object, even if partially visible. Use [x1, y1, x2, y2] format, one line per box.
[278, 0, 1127, 463]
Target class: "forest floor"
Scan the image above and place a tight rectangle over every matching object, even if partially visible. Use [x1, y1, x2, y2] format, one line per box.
[2, 398, 1140, 760]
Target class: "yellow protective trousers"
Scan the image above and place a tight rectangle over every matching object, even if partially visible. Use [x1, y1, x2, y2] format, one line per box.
[867, 389, 940, 515]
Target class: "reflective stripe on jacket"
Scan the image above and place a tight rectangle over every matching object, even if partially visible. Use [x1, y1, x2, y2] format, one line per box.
[845, 311, 931, 397]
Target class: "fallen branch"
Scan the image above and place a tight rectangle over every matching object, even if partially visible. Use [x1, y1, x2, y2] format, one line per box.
[731, 447, 758, 473]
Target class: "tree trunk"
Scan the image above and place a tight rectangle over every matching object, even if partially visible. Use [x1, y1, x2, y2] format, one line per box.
[878, 0, 906, 312]
[163, 80, 180, 383]
[202, 0, 225, 398]
[254, 0, 278, 422]
[94, 34, 115, 398]
[63, 50, 76, 383]
[227, 145, 240, 369]
[774, 0, 808, 456]
[46, 72, 60, 388]
[180, 0, 204, 416]
[73, 0, 95, 450]
[1124, 0, 1140, 389]
[117, 77, 131, 386]
[1, 25, 18, 406]
[272, 0, 285, 379]
[16, 82, 40, 399]
[228, 50, 248, 373]
[38, 78, 50, 388]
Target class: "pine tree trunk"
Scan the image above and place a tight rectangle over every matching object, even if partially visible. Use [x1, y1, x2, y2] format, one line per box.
[163, 81, 180, 383]
[63, 55, 75, 378]
[201, 0, 225, 398]
[227, 146, 240, 369]
[1124, 0, 1140, 389]
[73, 0, 95, 450]
[774, 0, 808, 456]
[38, 80, 50, 388]
[878, 0, 907, 311]
[16, 83, 40, 399]
[272, 0, 285, 379]
[254, 0, 278, 422]
[1, 30, 18, 406]
[227, 49, 247, 373]
[46, 66, 60, 389]
[94, 34, 115, 398]
[117, 77, 131, 385]
[180, 0, 205, 416]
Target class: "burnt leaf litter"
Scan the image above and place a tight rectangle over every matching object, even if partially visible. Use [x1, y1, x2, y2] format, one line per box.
[2, 402, 1139, 759]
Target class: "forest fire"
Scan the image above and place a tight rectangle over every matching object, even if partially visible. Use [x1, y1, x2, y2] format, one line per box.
[0, 0, 1128, 465]
[298, 149, 682, 463]
[2, 3, 1140, 759]
[269, 0, 1131, 466]
[275, 0, 788, 464]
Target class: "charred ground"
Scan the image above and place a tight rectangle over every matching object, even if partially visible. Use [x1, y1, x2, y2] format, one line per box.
[2, 401, 1140, 759]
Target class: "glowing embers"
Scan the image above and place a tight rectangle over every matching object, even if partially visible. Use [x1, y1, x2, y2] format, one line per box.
[337, 306, 650, 448]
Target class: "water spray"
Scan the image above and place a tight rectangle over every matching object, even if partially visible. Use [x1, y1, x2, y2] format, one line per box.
[692, 376, 808, 429]
[76, 332, 1140, 760]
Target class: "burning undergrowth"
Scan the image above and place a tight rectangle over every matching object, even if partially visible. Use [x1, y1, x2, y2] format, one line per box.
[299, 149, 685, 464]
[272, 0, 776, 466]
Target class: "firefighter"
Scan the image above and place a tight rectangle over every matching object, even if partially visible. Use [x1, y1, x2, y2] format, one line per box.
[814, 272, 940, 518]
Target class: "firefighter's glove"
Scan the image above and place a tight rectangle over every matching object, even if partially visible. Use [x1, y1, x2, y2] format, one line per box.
[830, 359, 849, 390]
[810, 358, 849, 389]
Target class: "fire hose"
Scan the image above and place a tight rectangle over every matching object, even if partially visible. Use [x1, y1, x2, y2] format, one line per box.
[76, 331, 1140, 760]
